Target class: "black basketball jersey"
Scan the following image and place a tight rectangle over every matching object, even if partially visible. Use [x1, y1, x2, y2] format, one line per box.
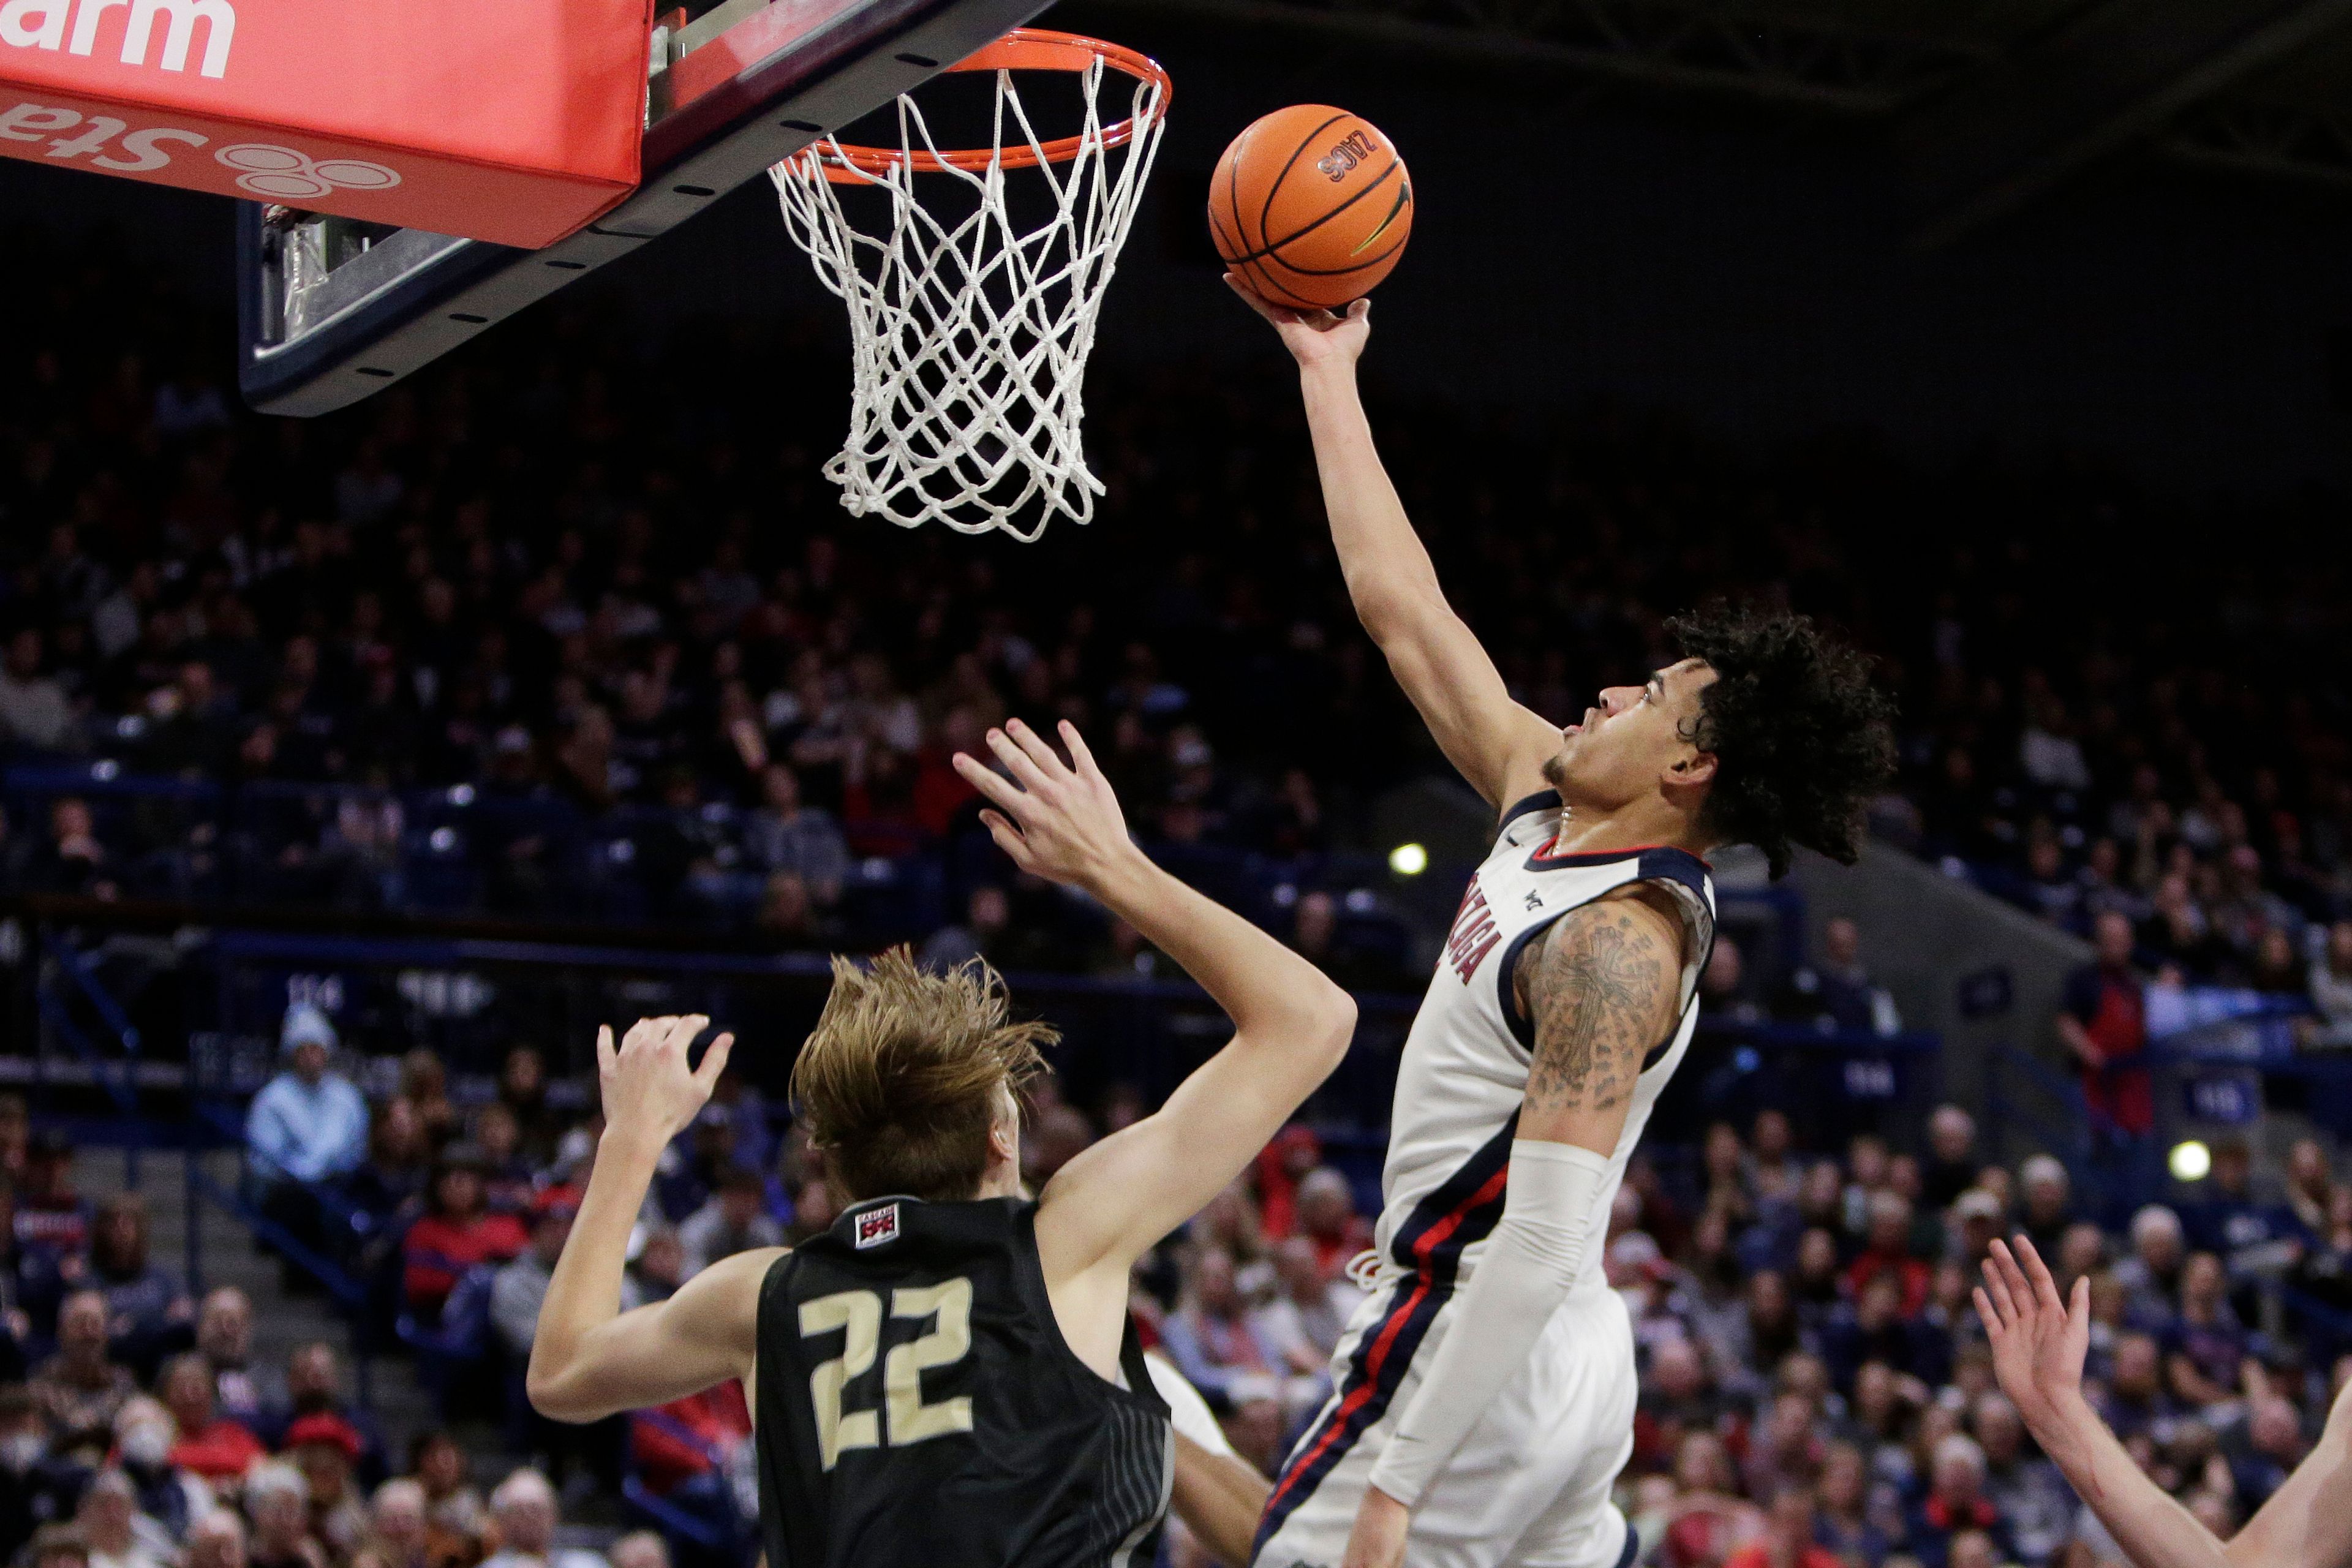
[754, 1195, 1171, 1568]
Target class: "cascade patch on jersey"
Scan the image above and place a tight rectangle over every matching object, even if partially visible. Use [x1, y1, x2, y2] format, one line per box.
[853, 1204, 900, 1249]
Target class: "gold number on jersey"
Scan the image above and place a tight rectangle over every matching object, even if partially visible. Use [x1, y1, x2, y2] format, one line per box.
[797, 1277, 974, 1469]
[886, 1278, 976, 1446]
[798, 1291, 882, 1469]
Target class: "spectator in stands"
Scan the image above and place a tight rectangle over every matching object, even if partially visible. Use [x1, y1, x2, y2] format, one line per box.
[24, 1526, 91, 1568]
[397, 1054, 458, 1153]
[268, 1342, 388, 1487]
[1814, 1442, 1891, 1568]
[1921, 1107, 1978, 1212]
[742, 763, 849, 905]
[2114, 1204, 2188, 1324]
[1660, 1431, 1764, 1568]
[0, 1385, 49, 1562]
[1251, 1124, 1322, 1240]
[1700, 937, 1765, 1027]
[606, 1533, 666, 1568]
[16, 1129, 90, 1262]
[2184, 1136, 2307, 1271]
[405, 1432, 486, 1548]
[0, 630, 77, 753]
[2057, 910, 2155, 1139]
[469, 1105, 536, 1219]
[496, 1048, 561, 1169]
[110, 1398, 195, 1539]
[489, 1191, 575, 1360]
[32, 1289, 135, 1461]
[918, 885, 1013, 972]
[2097, 1331, 2177, 1441]
[628, 1382, 750, 1533]
[159, 1352, 264, 1483]
[342, 1099, 430, 1257]
[1845, 1194, 1929, 1320]
[243, 1461, 325, 1568]
[194, 1286, 271, 1426]
[677, 1169, 782, 1279]
[1779, 918, 1900, 1036]
[1292, 1169, 1371, 1280]
[75, 1468, 169, 1568]
[1823, 1272, 1936, 1394]
[2163, 1251, 2250, 1409]
[185, 1510, 246, 1568]
[1722, 1485, 1841, 1568]
[2015, 1156, 2073, 1259]
[476, 1470, 602, 1568]
[1970, 1392, 2067, 1564]
[360, 1479, 431, 1568]
[401, 1149, 527, 1323]
[1903, 1434, 2010, 1568]
[85, 1194, 190, 1382]
[246, 1003, 369, 1277]
[622, 1227, 685, 1310]
[285, 1413, 369, 1560]
[1256, 1235, 1359, 1376]
[1158, 1247, 1283, 1414]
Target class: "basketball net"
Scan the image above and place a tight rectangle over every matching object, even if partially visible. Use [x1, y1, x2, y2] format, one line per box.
[771, 37, 1169, 540]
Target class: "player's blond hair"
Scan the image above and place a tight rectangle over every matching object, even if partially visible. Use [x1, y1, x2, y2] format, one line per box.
[791, 947, 1054, 1202]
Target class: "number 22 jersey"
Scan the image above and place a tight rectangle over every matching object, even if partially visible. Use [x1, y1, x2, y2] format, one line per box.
[755, 1196, 1171, 1568]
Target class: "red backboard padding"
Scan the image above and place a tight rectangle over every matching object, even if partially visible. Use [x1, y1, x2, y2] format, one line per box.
[0, 0, 651, 247]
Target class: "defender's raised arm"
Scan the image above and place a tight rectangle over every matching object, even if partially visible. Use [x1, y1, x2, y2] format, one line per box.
[1229, 276, 1561, 811]
[952, 720, 1355, 1318]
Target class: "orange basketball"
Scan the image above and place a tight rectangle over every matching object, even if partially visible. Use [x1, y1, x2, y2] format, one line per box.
[1209, 105, 1413, 311]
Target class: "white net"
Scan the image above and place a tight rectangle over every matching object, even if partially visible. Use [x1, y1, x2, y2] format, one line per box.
[771, 47, 1167, 541]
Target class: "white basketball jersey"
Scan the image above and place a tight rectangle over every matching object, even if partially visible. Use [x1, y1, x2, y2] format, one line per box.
[1370, 790, 1716, 1291]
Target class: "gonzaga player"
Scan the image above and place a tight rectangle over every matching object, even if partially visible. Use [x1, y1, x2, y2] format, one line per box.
[1232, 278, 1898, 1568]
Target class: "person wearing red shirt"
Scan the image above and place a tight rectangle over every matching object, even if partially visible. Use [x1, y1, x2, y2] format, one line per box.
[2058, 911, 2154, 1138]
[1723, 1488, 1844, 1568]
[1294, 1166, 1373, 1280]
[160, 1352, 266, 1482]
[401, 1149, 527, 1321]
[630, 1380, 752, 1496]
[1253, 1125, 1322, 1240]
[1844, 1190, 1932, 1320]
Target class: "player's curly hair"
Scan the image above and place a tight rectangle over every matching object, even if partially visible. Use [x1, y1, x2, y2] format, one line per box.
[791, 947, 1053, 1202]
[1665, 601, 1897, 882]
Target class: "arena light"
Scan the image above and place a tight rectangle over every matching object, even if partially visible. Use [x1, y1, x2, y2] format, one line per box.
[2169, 1140, 2212, 1182]
[1389, 843, 1429, 876]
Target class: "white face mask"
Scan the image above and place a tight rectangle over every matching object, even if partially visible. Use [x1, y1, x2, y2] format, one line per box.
[121, 1425, 172, 1468]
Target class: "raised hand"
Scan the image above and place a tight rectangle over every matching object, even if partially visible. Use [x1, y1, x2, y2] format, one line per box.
[951, 719, 1139, 894]
[597, 1014, 733, 1149]
[1224, 271, 1370, 370]
[1976, 1235, 2090, 1438]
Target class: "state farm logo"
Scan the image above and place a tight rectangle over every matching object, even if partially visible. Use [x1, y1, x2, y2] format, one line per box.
[0, 0, 236, 80]
[217, 143, 399, 200]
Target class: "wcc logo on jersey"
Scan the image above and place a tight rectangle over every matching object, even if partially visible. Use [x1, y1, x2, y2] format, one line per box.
[853, 1204, 901, 1250]
[1444, 880, 1502, 982]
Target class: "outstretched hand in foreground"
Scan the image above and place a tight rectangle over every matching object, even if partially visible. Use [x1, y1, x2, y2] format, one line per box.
[1224, 271, 1370, 371]
[1976, 1235, 2090, 1439]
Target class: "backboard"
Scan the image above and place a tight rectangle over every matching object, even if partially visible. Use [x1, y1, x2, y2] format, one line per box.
[236, 0, 1049, 417]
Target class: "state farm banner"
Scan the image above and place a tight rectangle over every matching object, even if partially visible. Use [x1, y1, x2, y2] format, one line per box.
[0, 0, 652, 247]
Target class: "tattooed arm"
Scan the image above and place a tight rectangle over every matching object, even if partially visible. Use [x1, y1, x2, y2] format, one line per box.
[1346, 888, 1688, 1568]
[1513, 884, 1687, 1152]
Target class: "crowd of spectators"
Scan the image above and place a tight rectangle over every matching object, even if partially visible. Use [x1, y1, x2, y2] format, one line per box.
[0, 226, 2346, 1020]
[0, 1078, 688, 1568]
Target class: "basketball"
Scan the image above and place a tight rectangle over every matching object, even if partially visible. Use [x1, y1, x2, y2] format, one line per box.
[1210, 105, 1413, 311]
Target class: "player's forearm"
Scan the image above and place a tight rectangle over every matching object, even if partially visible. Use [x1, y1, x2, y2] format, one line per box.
[1171, 1436, 1272, 1568]
[528, 1126, 662, 1420]
[1090, 848, 1355, 1055]
[2031, 1392, 2231, 1568]
[1297, 360, 1447, 635]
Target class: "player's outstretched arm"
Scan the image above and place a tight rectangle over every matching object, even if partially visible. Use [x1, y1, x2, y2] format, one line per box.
[1227, 274, 1560, 812]
[1981, 1236, 2352, 1568]
[1346, 887, 1686, 1568]
[528, 1016, 771, 1424]
[952, 720, 1355, 1272]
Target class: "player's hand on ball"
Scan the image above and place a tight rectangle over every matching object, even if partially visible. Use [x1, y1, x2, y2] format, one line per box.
[952, 719, 1136, 893]
[1225, 272, 1370, 369]
[1342, 1488, 1410, 1568]
[1976, 1235, 2090, 1438]
[597, 1014, 733, 1149]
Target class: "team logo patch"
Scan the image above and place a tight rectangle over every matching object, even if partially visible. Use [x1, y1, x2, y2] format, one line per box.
[853, 1204, 900, 1249]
